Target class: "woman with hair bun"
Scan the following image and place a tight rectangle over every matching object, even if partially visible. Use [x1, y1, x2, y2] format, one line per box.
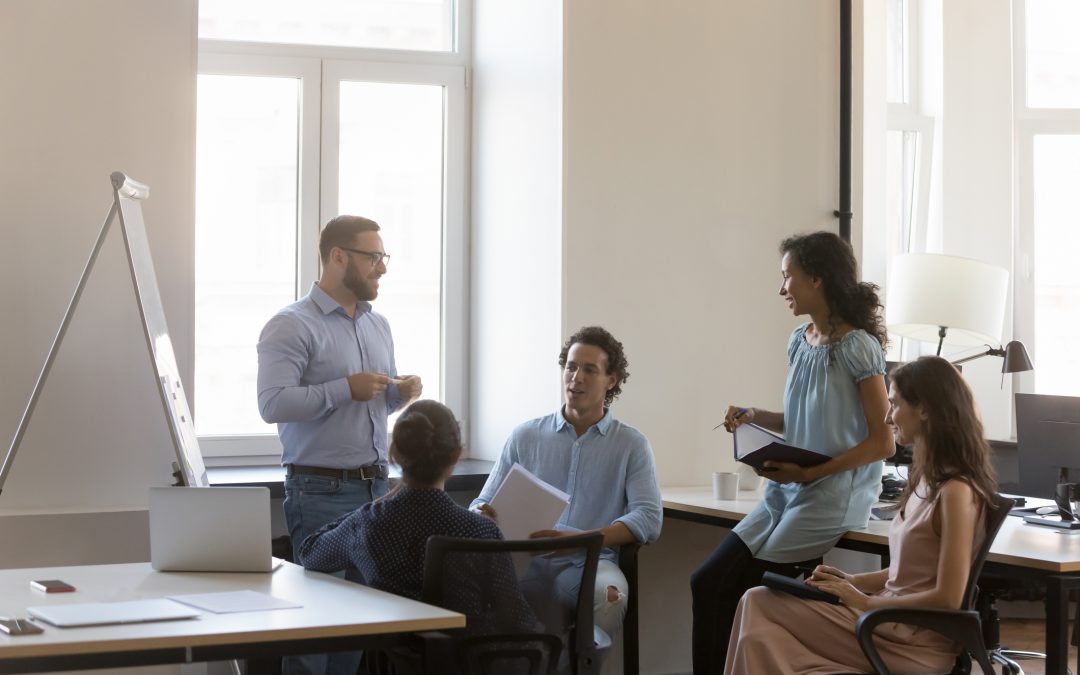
[299, 400, 535, 636]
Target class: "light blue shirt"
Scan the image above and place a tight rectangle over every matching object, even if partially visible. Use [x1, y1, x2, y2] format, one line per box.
[471, 408, 663, 563]
[733, 324, 886, 563]
[257, 283, 403, 469]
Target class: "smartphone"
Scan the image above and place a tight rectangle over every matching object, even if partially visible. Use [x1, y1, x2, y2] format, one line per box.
[30, 579, 76, 593]
[0, 618, 45, 635]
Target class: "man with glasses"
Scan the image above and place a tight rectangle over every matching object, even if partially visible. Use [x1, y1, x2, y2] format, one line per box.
[257, 215, 421, 675]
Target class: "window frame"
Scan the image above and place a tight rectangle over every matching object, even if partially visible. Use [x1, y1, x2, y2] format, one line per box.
[195, 25, 470, 463]
[867, 0, 938, 362]
[1012, 0, 1080, 394]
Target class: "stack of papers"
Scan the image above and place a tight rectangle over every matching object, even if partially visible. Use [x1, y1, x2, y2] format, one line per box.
[489, 463, 570, 540]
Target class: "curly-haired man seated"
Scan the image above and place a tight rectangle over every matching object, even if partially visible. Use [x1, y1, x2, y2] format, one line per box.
[470, 326, 663, 646]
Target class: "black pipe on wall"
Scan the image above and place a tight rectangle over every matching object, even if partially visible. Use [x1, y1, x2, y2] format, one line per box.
[837, 0, 853, 243]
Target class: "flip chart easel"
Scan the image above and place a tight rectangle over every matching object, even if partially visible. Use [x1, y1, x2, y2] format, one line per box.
[0, 172, 208, 494]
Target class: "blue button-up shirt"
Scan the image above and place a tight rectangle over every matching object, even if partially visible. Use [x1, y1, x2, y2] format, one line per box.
[471, 408, 663, 562]
[257, 283, 403, 468]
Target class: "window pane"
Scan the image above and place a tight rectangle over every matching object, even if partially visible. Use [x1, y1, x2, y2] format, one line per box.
[1033, 135, 1080, 395]
[337, 81, 444, 409]
[195, 74, 300, 436]
[884, 131, 918, 288]
[886, 0, 908, 104]
[884, 130, 919, 360]
[199, 0, 454, 52]
[1025, 0, 1080, 108]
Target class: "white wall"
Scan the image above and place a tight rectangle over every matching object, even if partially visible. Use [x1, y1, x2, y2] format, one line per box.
[562, 0, 842, 487]
[0, 0, 196, 558]
[469, 0, 564, 458]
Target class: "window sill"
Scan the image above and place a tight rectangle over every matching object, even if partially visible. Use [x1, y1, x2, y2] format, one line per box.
[207, 458, 494, 498]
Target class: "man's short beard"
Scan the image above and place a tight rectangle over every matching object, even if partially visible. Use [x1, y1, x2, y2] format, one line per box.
[344, 259, 376, 301]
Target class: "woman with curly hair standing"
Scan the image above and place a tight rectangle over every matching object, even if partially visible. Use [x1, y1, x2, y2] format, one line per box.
[691, 231, 895, 674]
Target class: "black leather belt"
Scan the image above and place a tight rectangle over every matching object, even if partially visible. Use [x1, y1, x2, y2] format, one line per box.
[286, 464, 389, 481]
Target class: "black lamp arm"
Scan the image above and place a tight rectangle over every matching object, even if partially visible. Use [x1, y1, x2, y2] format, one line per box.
[949, 346, 1005, 367]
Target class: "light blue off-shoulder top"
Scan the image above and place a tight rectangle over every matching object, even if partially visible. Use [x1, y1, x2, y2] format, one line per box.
[732, 323, 886, 563]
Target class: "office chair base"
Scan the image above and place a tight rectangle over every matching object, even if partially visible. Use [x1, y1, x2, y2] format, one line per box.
[989, 653, 1022, 675]
[998, 649, 1046, 660]
[990, 647, 1046, 675]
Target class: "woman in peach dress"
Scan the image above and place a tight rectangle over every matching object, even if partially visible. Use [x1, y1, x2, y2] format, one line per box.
[724, 356, 999, 675]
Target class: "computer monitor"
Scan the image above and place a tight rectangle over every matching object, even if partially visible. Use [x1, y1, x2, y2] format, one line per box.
[1016, 393, 1080, 499]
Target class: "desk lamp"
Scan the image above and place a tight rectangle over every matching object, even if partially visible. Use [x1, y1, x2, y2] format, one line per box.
[885, 253, 1033, 382]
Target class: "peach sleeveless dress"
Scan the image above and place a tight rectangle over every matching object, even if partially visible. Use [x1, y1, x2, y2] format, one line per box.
[723, 480, 986, 675]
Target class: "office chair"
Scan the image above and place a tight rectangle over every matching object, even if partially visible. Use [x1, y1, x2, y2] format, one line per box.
[855, 495, 1014, 675]
[418, 531, 610, 675]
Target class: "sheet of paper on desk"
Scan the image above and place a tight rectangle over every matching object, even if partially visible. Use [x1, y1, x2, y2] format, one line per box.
[167, 590, 301, 614]
[490, 463, 570, 540]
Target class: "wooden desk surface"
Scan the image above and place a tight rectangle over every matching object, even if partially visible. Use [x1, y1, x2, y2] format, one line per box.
[0, 561, 463, 662]
[662, 486, 1080, 573]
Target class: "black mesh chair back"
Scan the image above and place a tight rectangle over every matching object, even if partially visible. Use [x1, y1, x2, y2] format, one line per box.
[961, 495, 1014, 609]
[423, 530, 606, 675]
[855, 494, 1014, 675]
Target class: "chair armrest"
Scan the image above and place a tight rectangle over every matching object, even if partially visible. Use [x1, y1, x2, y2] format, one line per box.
[618, 541, 641, 576]
[412, 631, 459, 675]
[855, 608, 995, 675]
[618, 542, 641, 675]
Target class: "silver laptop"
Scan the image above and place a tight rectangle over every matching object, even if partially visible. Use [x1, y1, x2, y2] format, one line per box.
[28, 598, 200, 627]
[149, 486, 273, 572]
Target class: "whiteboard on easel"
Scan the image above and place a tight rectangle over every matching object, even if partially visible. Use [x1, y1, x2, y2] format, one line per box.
[112, 173, 207, 487]
[0, 172, 208, 493]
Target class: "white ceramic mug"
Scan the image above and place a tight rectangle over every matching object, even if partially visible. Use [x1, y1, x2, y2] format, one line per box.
[712, 471, 739, 500]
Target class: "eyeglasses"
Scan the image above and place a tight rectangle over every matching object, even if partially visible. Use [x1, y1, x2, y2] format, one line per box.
[339, 247, 391, 267]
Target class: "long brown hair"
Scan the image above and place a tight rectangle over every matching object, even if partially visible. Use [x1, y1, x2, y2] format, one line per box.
[892, 356, 997, 514]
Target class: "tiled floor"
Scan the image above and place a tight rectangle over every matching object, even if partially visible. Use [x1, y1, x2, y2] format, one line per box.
[998, 619, 1078, 675]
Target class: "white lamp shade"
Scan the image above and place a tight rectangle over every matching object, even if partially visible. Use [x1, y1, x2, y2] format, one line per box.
[886, 253, 1009, 347]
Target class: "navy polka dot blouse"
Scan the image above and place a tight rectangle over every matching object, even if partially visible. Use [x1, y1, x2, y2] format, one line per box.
[298, 486, 536, 635]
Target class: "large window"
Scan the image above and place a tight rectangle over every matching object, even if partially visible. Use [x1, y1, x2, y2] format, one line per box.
[1016, 0, 1080, 396]
[195, 8, 468, 459]
[873, 0, 937, 362]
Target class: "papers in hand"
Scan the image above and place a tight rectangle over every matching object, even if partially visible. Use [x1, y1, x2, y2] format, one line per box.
[733, 423, 829, 471]
[489, 463, 570, 540]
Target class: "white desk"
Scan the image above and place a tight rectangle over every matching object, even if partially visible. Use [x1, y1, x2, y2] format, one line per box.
[0, 561, 464, 674]
[663, 486, 1080, 675]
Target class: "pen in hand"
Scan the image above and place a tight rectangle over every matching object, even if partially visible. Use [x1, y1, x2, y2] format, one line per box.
[713, 407, 750, 431]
